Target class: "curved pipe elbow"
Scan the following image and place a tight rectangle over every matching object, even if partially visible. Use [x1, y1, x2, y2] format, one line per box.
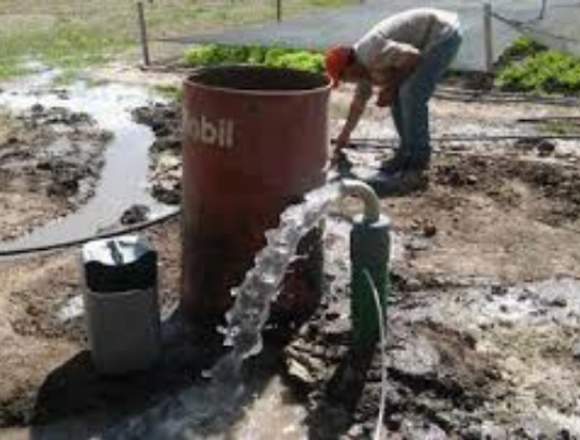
[339, 179, 381, 223]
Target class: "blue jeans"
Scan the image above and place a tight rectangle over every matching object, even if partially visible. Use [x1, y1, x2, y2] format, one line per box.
[391, 28, 462, 170]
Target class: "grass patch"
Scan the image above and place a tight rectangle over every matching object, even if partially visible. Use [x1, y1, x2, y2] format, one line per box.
[154, 84, 183, 101]
[184, 44, 325, 73]
[0, 20, 130, 80]
[0, 0, 354, 81]
[495, 37, 580, 94]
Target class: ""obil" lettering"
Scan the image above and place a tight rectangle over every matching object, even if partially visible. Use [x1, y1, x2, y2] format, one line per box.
[185, 114, 235, 149]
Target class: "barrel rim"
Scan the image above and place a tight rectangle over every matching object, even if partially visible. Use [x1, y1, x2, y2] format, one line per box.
[183, 64, 332, 96]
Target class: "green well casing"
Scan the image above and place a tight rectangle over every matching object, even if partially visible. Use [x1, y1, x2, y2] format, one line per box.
[350, 213, 391, 349]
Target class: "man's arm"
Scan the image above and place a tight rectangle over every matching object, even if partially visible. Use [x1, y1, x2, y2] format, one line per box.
[335, 82, 372, 153]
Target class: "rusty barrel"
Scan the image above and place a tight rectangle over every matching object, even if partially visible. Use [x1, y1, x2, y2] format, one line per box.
[181, 65, 331, 322]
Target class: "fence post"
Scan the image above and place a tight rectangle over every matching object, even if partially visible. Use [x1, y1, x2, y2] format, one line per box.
[539, 0, 547, 19]
[483, 2, 494, 73]
[276, 0, 282, 23]
[137, 1, 151, 67]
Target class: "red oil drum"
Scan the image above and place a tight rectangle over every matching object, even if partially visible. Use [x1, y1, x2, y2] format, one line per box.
[181, 66, 331, 322]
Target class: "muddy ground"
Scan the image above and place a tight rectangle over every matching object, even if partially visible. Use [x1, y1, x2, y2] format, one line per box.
[0, 74, 580, 439]
[0, 104, 112, 242]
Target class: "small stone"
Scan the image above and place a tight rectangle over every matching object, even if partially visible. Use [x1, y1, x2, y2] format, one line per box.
[556, 429, 571, 440]
[499, 304, 509, 313]
[573, 341, 580, 360]
[347, 424, 364, 437]
[152, 181, 181, 205]
[481, 421, 508, 440]
[498, 319, 514, 329]
[120, 204, 150, 225]
[542, 296, 568, 308]
[466, 174, 478, 185]
[405, 277, 422, 292]
[31, 103, 44, 113]
[423, 222, 437, 238]
[26, 304, 41, 317]
[537, 140, 556, 157]
[36, 161, 52, 171]
[287, 358, 316, 387]
[462, 424, 482, 440]
[406, 237, 429, 252]
[548, 297, 568, 308]
[491, 284, 508, 296]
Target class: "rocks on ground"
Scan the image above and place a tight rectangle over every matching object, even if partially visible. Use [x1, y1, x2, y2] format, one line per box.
[133, 103, 182, 205]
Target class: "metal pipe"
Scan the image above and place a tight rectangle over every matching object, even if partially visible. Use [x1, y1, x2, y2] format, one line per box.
[339, 179, 381, 223]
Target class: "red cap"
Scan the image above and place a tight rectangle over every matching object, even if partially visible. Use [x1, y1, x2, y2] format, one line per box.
[325, 46, 353, 88]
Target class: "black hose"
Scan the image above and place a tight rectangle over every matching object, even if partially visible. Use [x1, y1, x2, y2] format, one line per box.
[0, 208, 181, 258]
[434, 90, 580, 107]
[3, 130, 579, 258]
[333, 133, 580, 150]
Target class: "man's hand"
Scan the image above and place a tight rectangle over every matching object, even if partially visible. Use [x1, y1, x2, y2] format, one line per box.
[332, 130, 351, 165]
[335, 130, 351, 153]
[376, 86, 396, 107]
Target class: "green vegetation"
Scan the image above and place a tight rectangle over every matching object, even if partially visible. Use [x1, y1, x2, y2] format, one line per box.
[495, 37, 580, 94]
[0, 0, 355, 81]
[499, 37, 547, 63]
[154, 84, 183, 101]
[184, 44, 325, 73]
[0, 21, 130, 80]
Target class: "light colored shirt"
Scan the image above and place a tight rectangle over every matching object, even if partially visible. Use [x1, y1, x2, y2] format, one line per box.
[353, 8, 460, 102]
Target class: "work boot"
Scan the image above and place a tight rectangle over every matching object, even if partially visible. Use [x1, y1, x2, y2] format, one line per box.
[379, 152, 409, 175]
[367, 168, 428, 196]
[400, 168, 429, 191]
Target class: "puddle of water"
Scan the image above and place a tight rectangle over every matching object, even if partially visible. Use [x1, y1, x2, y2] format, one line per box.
[104, 183, 340, 439]
[0, 70, 175, 251]
[222, 376, 308, 440]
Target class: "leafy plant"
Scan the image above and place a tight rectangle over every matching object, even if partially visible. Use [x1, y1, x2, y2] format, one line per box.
[500, 37, 547, 63]
[265, 51, 324, 72]
[183, 44, 324, 73]
[496, 50, 580, 94]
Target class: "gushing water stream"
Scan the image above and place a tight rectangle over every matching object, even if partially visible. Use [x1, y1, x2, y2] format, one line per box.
[214, 182, 341, 380]
[104, 183, 341, 439]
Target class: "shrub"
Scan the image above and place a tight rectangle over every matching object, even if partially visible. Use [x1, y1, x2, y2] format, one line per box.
[184, 44, 227, 65]
[496, 50, 580, 94]
[265, 51, 324, 73]
[184, 44, 324, 73]
[500, 37, 547, 62]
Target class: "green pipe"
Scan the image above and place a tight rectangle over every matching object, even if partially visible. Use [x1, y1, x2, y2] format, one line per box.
[340, 180, 390, 350]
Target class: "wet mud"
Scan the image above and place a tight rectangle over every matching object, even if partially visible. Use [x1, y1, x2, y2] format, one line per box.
[133, 104, 182, 206]
[0, 105, 111, 241]
[0, 82, 580, 438]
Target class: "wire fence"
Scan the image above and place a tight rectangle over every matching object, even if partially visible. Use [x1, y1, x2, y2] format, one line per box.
[0, 0, 359, 69]
[0, 0, 580, 72]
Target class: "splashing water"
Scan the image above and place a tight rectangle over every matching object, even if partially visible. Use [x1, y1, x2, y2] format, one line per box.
[213, 182, 341, 380]
[103, 182, 340, 439]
